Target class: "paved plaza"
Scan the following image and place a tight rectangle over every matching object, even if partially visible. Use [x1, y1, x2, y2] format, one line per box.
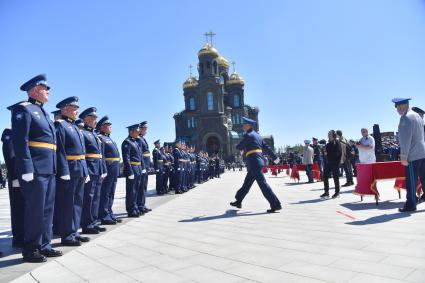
[1, 170, 425, 282]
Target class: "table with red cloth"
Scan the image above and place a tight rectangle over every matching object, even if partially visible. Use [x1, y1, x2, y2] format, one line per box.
[355, 161, 422, 205]
[262, 164, 290, 176]
[290, 163, 321, 181]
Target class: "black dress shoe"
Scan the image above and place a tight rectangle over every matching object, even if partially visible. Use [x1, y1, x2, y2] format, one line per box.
[101, 219, 117, 225]
[75, 236, 90, 243]
[331, 193, 340, 199]
[127, 213, 139, 218]
[230, 201, 242, 209]
[112, 217, 122, 223]
[41, 249, 63, 257]
[143, 207, 152, 213]
[175, 191, 183, 194]
[61, 239, 82, 246]
[23, 250, 47, 263]
[320, 192, 329, 198]
[267, 206, 282, 213]
[94, 226, 106, 232]
[82, 228, 100, 234]
[399, 207, 416, 212]
[342, 183, 350, 187]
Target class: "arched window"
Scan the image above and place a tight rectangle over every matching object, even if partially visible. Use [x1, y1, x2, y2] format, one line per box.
[213, 61, 218, 74]
[233, 94, 240, 107]
[206, 61, 211, 69]
[189, 97, 196, 110]
[207, 92, 214, 110]
[199, 63, 204, 75]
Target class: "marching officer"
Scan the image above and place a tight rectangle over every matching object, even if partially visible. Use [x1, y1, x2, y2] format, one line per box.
[12, 74, 62, 262]
[166, 145, 175, 192]
[137, 121, 152, 213]
[97, 116, 122, 225]
[152, 139, 164, 195]
[2, 103, 25, 248]
[122, 124, 143, 217]
[79, 107, 107, 234]
[160, 147, 169, 193]
[55, 97, 90, 246]
[230, 117, 282, 213]
[392, 98, 425, 211]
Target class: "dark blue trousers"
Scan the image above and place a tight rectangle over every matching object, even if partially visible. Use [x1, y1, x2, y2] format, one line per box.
[126, 174, 141, 214]
[56, 177, 84, 241]
[155, 171, 163, 194]
[306, 164, 313, 182]
[235, 168, 281, 209]
[82, 174, 100, 229]
[8, 186, 25, 245]
[174, 168, 182, 192]
[405, 158, 425, 209]
[21, 174, 55, 253]
[99, 174, 118, 221]
[137, 173, 148, 211]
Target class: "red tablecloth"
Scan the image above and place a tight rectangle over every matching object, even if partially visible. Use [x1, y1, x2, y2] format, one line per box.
[263, 164, 290, 176]
[355, 161, 422, 197]
[291, 163, 321, 181]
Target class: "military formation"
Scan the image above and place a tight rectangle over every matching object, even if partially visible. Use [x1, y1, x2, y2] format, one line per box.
[0, 74, 224, 262]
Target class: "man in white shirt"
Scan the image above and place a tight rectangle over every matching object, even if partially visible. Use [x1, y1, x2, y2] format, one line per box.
[357, 128, 376, 163]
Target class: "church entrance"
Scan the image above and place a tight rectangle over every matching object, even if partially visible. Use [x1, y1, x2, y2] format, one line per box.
[206, 136, 220, 155]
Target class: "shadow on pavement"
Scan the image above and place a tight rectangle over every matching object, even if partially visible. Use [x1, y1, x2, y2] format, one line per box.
[290, 198, 327, 205]
[340, 200, 403, 211]
[179, 209, 269, 222]
[345, 210, 425, 225]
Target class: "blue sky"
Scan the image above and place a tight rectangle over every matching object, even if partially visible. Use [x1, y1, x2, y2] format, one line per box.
[1, 0, 425, 159]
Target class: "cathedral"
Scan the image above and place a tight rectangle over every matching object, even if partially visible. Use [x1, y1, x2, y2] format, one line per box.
[173, 33, 274, 162]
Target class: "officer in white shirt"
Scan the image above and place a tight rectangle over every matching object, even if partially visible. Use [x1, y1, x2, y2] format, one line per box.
[357, 128, 376, 163]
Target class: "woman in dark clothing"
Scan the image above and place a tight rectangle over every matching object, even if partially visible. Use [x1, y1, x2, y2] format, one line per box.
[321, 130, 342, 199]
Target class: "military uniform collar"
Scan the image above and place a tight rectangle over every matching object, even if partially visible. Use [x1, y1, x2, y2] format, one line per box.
[100, 132, 110, 137]
[84, 125, 94, 132]
[28, 97, 44, 107]
[61, 115, 75, 123]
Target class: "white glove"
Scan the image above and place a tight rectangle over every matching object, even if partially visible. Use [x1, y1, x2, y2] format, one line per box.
[60, 175, 71, 180]
[101, 173, 107, 178]
[12, 179, 20, 187]
[177, 168, 181, 171]
[128, 175, 135, 180]
[85, 175, 91, 183]
[141, 169, 147, 174]
[274, 157, 280, 164]
[21, 173, 34, 182]
[155, 169, 159, 172]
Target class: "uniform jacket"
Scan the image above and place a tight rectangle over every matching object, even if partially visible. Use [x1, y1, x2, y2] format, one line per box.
[137, 136, 151, 170]
[398, 110, 425, 162]
[82, 126, 105, 176]
[122, 137, 142, 177]
[172, 148, 183, 170]
[11, 98, 56, 176]
[98, 133, 120, 177]
[152, 147, 164, 171]
[236, 129, 277, 170]
[55, 116, 88, 178]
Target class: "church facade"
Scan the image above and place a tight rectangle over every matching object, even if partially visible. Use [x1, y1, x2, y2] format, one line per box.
[174, 36, 274, 162]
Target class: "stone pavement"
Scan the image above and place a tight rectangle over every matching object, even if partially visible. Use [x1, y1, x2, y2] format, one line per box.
[3, 170, 425, 282]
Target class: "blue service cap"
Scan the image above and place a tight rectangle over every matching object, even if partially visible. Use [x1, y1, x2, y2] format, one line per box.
[242, 117, 256, 125]
[51, 110, 61, 116]
[20, 74, 50, 91]
[154, 139, 160, 145]
[97, 115, 112, 128]
[7, 101, 26, 111]
[391, 98, 411, 107]
[304, 140, 311, 144]
[127, 123, 140, 131]
[140, 121, 148, 128]
[75, 119, 84, 127]
[412, 107, 425, 115]
[56, 96, 79, 109]
[79, 107, 97, 119]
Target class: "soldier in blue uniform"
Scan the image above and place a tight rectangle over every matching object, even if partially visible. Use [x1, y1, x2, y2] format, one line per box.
[122, 124, 143, 217]
[12, 74, 62, 262]
[2, 103, 25, 248]
[230, 117, 282, 213]
[152, 139, 164, 195]
[165, 145, 175, 192]
[97, 116, 122, 224]
[393, 98, 425, 211]
[79, 107, 107, 234]
[137, 121, 152, 212]
[55, 97, 90, 246]
[172, 140, 184, 194]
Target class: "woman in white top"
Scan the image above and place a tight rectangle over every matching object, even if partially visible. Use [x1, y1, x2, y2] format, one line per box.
[357, 128, 376, 163]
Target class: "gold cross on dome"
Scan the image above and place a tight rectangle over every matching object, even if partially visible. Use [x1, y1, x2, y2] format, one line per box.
[204, 30, 216, 45]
